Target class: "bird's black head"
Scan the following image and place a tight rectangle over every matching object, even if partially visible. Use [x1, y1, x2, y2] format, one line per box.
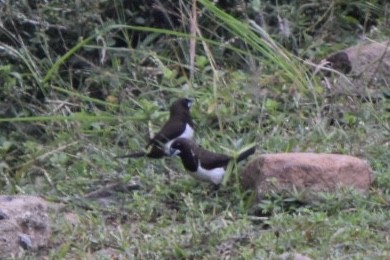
[170, 138, 199, 172]
[169, 98, 193, 115]
[170, 139, 183, 156]
[169, 138, 192, 156]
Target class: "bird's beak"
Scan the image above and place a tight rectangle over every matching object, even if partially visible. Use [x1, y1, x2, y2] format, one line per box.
[169, 147, 180, 156]
[186, 98, 193, 108]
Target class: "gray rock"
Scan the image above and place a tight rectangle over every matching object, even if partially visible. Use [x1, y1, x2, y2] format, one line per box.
[323, 41, 390, 97]
[0, 195, 51, 257]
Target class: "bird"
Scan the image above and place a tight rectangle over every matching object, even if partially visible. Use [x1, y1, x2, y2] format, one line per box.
[170, 138, 256, 185]
[116, 98, 194, 159]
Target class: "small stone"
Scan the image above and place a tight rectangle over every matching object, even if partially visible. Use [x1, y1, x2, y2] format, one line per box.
[325, 51, 352, 74]
[0, 209, 9, 220]
[2, 196, 14, 202]
[278, 252, 312, 260]
[19, 234, 32, 250]
[64, 212, 80, 226]
[93, 247, 122, 259]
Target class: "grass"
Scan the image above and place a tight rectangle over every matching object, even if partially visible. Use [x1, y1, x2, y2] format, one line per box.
[1, 0, 390, 258]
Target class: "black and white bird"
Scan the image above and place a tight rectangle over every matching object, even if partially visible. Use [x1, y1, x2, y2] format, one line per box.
[116, 98, 194, 159]
[170, 138, 256, 185]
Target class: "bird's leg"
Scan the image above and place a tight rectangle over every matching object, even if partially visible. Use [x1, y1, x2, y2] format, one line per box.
[207, 183, 221, 197]
[162, 158, 172, 185]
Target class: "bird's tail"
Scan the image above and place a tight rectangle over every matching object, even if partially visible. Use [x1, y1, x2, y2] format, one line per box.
[114, 151, 147, 159]
[236, 145, 256, 162]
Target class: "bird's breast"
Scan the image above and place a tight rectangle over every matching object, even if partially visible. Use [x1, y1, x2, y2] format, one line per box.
[180, 123, 194, 140]
[164, 123, 194, 155]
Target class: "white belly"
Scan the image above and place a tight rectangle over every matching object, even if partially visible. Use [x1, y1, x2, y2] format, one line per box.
[164, 124, 194, 155]
[189, 165, 225, 185]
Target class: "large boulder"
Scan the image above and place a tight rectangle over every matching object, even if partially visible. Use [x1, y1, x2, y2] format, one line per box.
[0, 195, 51, 258]
[241, 153, 373, 200]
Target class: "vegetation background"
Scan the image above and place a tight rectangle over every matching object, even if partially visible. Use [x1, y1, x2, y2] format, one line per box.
[0, 0, 389, 258]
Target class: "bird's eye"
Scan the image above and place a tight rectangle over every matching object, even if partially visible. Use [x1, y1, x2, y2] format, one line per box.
[184, 98, 192, 108]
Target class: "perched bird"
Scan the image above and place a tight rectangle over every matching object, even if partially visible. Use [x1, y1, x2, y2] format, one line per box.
[116, 98, 194, 159]
[170, 138, 256, 185]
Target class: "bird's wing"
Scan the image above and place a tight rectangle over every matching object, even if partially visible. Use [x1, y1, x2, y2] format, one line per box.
[196, 147, 231, 170]
[148, 120, 186, 146]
